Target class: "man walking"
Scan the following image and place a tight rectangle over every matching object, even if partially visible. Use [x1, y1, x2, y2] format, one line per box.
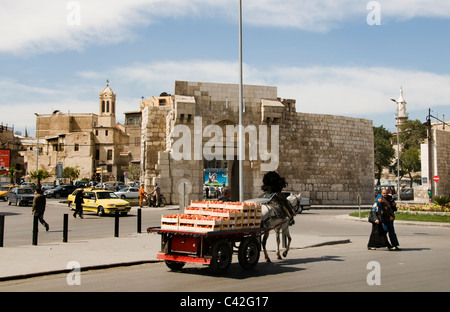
[377, 188, 401, 250]
[32, 188, 49, 231]
[74, 189, 84, 218]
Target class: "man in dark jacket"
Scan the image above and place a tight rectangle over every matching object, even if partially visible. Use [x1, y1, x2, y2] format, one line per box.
[74, 189, 84, 218]
[32, 188, 49, 231]
[377, 189, 400, 250]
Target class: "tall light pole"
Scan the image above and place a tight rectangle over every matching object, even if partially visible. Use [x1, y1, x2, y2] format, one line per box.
[238, 0, 244, 202]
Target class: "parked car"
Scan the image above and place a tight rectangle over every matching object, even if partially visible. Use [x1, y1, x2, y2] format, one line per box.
[68, 189, 131, 216]
[20, 182, 36, 190]
[41, 183, 55, 192]
[0, 185, 17, 201]
[44, 184, 78, 198]
[393, 188, 414, 201]
[245, 191, 311, 214]
[114, 186, 139, 199]
[5, 187, 35, 206]
[374, 185, 396, 198]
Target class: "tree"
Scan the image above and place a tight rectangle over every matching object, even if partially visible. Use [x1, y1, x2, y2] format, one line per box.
[29, 170, 50, 188]
[63, 166, 80, 184]
[0, 167, 22, 184]
[398, 119, 427, 187]
[400, 148, 421, 187]
[374, 126, 395, 185]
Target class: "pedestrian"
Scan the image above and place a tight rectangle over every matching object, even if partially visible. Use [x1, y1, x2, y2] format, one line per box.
[31, 188, 49, 231]
[218, 187, 232, 202]
[150, 183, 161, 207]
[139, 184, 146, 207]
[73, 189, 84, 218]
[377, 188, 401, 251]
[367, 201, 391, 250]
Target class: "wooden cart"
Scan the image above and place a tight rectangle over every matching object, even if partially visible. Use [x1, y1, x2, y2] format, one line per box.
[147, 226, 265, 274]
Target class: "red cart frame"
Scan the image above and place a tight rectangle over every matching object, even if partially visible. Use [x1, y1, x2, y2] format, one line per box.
[147, 226, 265, 274]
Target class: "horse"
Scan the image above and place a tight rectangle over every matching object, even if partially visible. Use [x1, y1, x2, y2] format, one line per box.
[260, 193, 300, 263]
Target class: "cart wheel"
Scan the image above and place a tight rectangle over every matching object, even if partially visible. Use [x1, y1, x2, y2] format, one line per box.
[238, 237, 260, 270]
[210, 239, 232, 274]
[163, 242, 185, 271]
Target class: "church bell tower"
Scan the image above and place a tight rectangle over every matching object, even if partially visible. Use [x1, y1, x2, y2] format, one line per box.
[98, 79, 116, 128]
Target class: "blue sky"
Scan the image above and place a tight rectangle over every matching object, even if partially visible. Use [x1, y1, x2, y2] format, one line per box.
[2, 0, 450, 137]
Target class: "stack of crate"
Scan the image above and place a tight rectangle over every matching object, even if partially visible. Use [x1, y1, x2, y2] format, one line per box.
[160, 201, 262, 232]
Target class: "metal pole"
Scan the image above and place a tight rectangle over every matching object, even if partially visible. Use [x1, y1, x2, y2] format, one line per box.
[114, 211, 120, 237]
[238, 0, 244, 202]
[32, 215, 39, 245]
[0, 215, 4, 247]
[137, 208, 142, 233]
[63, 213, 68, 242]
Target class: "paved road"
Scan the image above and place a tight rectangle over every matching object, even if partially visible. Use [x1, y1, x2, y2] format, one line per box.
[1, 207, 449, 292]
[0, 198, 172, 247]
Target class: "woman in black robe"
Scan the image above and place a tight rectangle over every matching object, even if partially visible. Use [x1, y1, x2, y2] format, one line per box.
[367, 204, 391, 250]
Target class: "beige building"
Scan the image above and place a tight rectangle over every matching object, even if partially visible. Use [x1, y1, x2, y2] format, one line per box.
[141, 81, 375, 205]
[21, 82, 132, 183]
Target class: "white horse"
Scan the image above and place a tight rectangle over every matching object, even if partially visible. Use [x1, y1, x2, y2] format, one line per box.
[261, 193, 300, 263]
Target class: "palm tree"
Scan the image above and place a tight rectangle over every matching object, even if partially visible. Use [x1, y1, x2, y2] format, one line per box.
[29, 170, 50, 189]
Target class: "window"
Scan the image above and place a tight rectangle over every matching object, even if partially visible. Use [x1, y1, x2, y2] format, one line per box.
[102, 101, 105, 113]
[105, 130, 108, 136]
[135, 137, 140, 147]
[107, 149, 112, 160]
[74, 143, 79, 151]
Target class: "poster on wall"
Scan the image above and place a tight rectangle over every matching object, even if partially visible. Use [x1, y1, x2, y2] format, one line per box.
[0, 149, 11, 170]
[204, 168, 228, 187]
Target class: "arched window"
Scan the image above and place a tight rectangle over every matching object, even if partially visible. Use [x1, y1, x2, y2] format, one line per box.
[106, 101, 110, 113]
[102, 101, 105, 113]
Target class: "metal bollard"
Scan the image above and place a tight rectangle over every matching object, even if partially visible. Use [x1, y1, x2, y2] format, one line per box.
[114, 211, 119, 237]
[32, 215, 39, 245]
[0, 215, 4, 247]
[63, 213, 68, 243]
[137, 208, 142, 233]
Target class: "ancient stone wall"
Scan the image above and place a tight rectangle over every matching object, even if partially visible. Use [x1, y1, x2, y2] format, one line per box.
[142, 81, 375, 205]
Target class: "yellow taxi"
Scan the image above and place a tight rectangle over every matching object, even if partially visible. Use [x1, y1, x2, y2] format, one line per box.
[68, 188, 131, 216]
[0, 185, 17, 201]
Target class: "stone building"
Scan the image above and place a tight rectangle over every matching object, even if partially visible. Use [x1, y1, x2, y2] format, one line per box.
[141, 81, 374, 205]
[21, 82, 131, 183]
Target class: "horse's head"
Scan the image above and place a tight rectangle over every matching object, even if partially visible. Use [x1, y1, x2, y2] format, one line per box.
[286, 193, 301, 216]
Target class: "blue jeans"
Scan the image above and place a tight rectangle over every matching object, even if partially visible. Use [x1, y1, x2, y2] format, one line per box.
[382, 221, 399, 247]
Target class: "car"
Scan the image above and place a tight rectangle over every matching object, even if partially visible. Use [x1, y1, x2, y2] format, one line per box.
[245, 191, 311, 214]
[114, 186, 139, 199]
[41, 183, 56, 192]
[393, 188, 414, 201]
[68, 189, 131, 216]
[20, 182, 36, 190]
[5, 187, 35, 206]
[0, 185, 18, 201]
[374, 185, 396, 198]
[43, 184, 78, 198]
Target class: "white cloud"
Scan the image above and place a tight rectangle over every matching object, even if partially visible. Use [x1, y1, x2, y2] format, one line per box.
[4, 60, 450, 134]
[2, 0, 450, 55]
[89, 59, 450, 118]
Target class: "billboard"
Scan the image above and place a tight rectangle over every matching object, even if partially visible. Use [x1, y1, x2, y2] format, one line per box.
[204, 168, 228, 187]
[0, 149, 11, 170]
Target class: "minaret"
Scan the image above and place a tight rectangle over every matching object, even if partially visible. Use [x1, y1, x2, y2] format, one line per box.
[394, 87, 408, 127]
[98, 79, 116, 128]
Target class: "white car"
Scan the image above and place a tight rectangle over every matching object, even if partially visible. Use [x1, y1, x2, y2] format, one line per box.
[114, 187, 140, 199]
[246, 191, 311, 213]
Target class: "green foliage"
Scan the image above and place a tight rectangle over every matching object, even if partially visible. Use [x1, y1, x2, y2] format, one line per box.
[432, 196, 450, 207]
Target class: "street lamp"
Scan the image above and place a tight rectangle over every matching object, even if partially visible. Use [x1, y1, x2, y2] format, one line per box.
[238, 0, 244, 202]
